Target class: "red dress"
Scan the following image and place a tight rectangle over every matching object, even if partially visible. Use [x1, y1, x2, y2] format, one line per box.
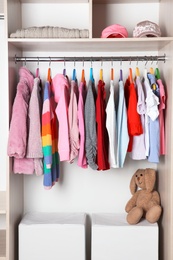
[96, 80, 110, 170]
[124, 78, 143, 152]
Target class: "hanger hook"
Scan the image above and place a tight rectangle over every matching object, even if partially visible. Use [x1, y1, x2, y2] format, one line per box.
[101, 57, 103, 67]
[83, 57, 84, 67]
[120, 57, 122, 67]
[145, 56, 148, 67]
[25, 57, 26, 67]
[37, 57, 39, 67]
[156, 57, 158, 66]
[64, 57, 66, 68]
[136, 57, 138, 66]
[49, 57, 51, 67]
[129, 57, 132, 66]
[74, 57, 76, 67]
[91, 57, 93, 68]
[111, 58, 113, 68]
[151, 56, 153, 65]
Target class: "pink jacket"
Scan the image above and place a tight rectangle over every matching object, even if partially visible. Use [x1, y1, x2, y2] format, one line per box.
[52, 74, 70, 161]
[7, 67, 34, 174]
[68, 80, 79, 163]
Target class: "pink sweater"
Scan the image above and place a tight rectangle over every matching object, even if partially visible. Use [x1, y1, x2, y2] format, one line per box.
[52, 74, 70, 161]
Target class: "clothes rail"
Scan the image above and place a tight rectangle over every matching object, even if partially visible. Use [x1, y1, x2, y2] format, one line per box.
[14, 54, 166, 64]
[0, 15, 4, 20]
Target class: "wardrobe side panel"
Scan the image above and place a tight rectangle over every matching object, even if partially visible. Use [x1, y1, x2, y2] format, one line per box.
[7, 45, 24, 260]
[157, 42, 173, 260]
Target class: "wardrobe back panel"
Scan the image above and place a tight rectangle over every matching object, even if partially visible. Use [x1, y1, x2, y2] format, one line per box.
[21, 50, 158, 215]
[93, 3, 159, 38]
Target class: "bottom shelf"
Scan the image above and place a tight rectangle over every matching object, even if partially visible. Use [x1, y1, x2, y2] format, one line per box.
[0, 230, 6, 259]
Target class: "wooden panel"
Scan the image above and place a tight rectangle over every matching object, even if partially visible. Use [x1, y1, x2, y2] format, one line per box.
[158, 41, 173, 260]
[20, 0, 88, 2]
[93, 0, 160, 3]
[0, 0, 4, 14]
[0, 230, 6, 258]
[0, 192, 6, 214]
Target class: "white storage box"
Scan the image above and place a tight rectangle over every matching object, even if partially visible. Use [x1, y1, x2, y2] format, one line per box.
[19, 212, 86, 260]
[91, 213, 158, 260]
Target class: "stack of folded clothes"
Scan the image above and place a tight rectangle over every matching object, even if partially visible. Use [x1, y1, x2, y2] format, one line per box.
[10, 26, 89, 38]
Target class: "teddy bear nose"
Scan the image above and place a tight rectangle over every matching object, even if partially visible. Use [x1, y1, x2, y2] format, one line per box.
[137, 177, 140, 181]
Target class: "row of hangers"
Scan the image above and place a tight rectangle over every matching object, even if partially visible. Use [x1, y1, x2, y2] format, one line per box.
[31, 58, 161, 84]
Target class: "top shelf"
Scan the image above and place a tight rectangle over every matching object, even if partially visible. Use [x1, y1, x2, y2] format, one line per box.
[8, 37, 173, 52]
[19, 0, 160, 2]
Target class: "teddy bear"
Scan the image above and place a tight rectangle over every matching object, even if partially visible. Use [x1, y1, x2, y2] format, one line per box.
[125, 168, 162, 225]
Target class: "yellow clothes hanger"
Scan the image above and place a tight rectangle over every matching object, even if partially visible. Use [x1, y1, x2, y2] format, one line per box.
[136, 67, 140, 77]
[150, 67, 154, 74]
[100, 68, 103, 81]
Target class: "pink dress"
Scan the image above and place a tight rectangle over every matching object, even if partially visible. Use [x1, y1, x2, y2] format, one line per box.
[157, 79, 166, 155]
[77, 81, 87, 168]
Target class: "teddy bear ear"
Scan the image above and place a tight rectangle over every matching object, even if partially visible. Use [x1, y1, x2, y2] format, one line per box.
[130, 172, 138, 195]
[145, 168, 156, 192]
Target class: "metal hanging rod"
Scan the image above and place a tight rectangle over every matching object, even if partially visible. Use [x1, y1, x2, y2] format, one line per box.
[15, 54, 166, 64]
[0, 15, 4, 20]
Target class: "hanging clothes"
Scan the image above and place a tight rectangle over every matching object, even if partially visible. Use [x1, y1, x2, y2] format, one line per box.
[68, 79, 80, 163]
[42, 69, 59, 189]
[143, 69, 151, 157]
[157, 78, 166, 155]
[85, 79, 98, 170]
[26, 77, 43, 176]
[106, 80, 118, 168]
[7, 67, 35, 174]
[52, 74, 70, 161]
[96, 79, 110, 170]
[117, 79, 129, 168]
[147, 73, 160, 163]
[124, 77, 143, 152]
[77, 80, 87, 168]
[130, 76, 146, 160]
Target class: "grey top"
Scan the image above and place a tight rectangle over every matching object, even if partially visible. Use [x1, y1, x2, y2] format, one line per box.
[84, 80, 98, 170]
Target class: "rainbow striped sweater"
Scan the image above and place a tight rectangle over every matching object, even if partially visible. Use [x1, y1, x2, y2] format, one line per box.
[42, 79, 59, 189]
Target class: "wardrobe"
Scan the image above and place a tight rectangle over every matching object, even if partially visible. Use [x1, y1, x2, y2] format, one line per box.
[2, 0, 173, 260]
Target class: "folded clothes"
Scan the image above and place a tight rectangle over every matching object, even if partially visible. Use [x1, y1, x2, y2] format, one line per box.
[10, 26, 89, 38]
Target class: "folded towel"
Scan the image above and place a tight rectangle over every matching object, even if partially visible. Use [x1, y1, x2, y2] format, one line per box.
[10, 26, 89, 38]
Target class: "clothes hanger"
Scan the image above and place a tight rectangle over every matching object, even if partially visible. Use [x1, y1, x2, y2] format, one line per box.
[129, 68, 133, 84]
[72, 59, 76, 81]
[150, 57, 154, 75]
[119, 58, 123, 81]
[47, 57, 51, 82]
[81, 69, 85, 83]
[63, 57, 66, 77]
[111, 59, 114, 81]
[155, 59, 161, 80]
[99, 58, 103, 81]
[36, 57, 40, 78]
[81, 59, 85, 83]
[135, 58, 140, 77]
[129, 58, 133, 83]
[90, 58, 94, 82]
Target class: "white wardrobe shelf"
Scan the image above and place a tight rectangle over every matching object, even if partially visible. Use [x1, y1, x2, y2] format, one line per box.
[8, 37, 173, 52]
